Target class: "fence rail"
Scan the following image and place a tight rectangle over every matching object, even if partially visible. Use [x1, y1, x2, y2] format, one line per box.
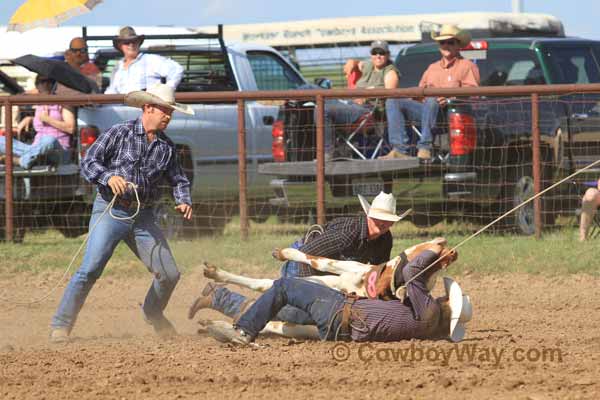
[4, 83, 600, 242]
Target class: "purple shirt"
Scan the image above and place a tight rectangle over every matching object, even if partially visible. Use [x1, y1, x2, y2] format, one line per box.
[350, 250, 441, 342]
[32, 105, 71, 150]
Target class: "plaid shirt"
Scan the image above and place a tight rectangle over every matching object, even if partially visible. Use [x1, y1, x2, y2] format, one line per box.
[105, 53, 184, 94]
[283, 215, 392, 277]
[81, 119, 191, 205]
[351, 250, 441, 342]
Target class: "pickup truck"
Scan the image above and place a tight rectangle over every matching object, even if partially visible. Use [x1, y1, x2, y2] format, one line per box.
[2, 28, 312, 240]
[259, 36, 600, 234]
[1, 70, 85, 242]
[76, 28, 311, 237]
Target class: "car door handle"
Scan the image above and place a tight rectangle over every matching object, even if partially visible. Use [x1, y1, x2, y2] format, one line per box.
[571, 113, 589, 120]
[263, 116, 274, 125]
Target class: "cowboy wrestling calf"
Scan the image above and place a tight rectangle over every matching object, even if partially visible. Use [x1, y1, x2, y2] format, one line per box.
[189, 238, 457, 340]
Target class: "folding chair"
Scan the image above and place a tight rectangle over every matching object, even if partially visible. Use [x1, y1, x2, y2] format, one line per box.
[338, 104, 388, 160]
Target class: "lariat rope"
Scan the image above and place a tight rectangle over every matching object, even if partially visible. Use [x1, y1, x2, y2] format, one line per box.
[400, 159, 600, 290]
[0, 182, 140, 306]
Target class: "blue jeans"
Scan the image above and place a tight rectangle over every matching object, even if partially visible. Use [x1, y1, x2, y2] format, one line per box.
[385, 97, 440, 153]
[0, 135, 69, 169]
[236, 278, 345, 340]
[320, 100, 370, 154]
[51, 195, 180, 330]
[211, 286, 316, 325]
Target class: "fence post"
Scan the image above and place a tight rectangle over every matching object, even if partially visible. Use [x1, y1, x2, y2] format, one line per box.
[531, 93, 542, 239]
[315, 95, 326, 225]
[237, 99, 249, 240]
[3, 100, 14, 242]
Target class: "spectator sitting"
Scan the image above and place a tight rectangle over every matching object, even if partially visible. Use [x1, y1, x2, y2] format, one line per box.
[579, 179, 600, 241]
[381, 24, 480, 161]
[0, 75, 74, 169]
[105, 26, 184, 94]
[321, 40, 400, 160]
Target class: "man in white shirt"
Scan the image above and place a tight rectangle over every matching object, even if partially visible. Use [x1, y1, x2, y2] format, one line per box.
[105, 26, 184, 94]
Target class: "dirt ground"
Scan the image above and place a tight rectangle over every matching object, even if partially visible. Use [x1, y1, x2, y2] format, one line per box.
[1, 269, 599, 400]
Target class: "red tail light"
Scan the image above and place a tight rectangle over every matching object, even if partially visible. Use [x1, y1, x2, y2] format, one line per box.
[271, 120, 285, 162]
[461, 40, 488, 50]
[449, 113, 477, 156]
[80, 126, 99, 158]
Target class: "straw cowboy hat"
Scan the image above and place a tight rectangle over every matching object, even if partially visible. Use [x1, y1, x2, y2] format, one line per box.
[113, 26, 145, 51]
[431, 24, 472, 48]
[358, 192, 410, 222]
[125, 83, 194, 115]
[443, 277, 473, 342]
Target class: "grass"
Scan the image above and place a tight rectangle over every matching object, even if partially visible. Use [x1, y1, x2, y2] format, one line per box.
[0, 216, 598, 278]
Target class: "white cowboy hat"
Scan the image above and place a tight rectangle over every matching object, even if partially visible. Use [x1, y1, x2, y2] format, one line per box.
[431, 24, 472, 48]
[358, 192, 409, 222]
[124, 83, 194, 116]
[443, 277, 473, 342]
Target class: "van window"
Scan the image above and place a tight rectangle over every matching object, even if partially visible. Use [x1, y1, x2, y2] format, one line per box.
[247, 51, 304, 90]
[544, 46, 600, 84]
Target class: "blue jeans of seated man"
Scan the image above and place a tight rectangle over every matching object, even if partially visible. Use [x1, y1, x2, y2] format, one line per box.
[0, 135, 69, 169]
[385, 97, 440, 153]
[320, 100, 370, 155]
[236, 277, 345, 340]
[51, 195, 180, 331]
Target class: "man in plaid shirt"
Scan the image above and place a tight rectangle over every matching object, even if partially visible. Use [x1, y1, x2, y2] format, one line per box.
[189, 192, 405, 326]
[50, 84, 193, 342]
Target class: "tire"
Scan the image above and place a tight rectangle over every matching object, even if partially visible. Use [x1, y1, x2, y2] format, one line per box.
[500, 162, 555, 235]
[192, 202, 233, 236]
[56, 200, 90, 238]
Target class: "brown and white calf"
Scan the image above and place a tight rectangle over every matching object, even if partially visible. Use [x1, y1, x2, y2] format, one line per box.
[203, 237, 457, 301]
[199, 237, 457, 340]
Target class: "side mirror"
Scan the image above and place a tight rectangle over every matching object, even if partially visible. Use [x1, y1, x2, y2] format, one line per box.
[314, 78, 332, 89]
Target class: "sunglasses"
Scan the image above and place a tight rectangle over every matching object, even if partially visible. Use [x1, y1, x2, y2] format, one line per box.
[439, 39, 458, 46]
[120, 39, 141, 46]
[370, 49, 387, 56]
[69, 47, 88, 54]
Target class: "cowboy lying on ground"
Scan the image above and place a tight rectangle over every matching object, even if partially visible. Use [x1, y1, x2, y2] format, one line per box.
[380, 24, 480, 161]
[204, 250, 473, 346]
[188, 191, 405, 327]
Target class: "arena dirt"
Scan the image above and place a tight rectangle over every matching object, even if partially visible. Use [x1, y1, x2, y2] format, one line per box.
[1, 269, 599, 399]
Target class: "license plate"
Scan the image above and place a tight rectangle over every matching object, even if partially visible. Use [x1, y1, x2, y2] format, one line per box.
[352, 180, 384, 196]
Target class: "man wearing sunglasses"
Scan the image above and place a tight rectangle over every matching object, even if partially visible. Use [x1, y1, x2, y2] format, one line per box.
[381, 25, 480, 161]
[64, 37, 101, 89]
[322, 40, 400, 160]
[105, 26, 183, 94]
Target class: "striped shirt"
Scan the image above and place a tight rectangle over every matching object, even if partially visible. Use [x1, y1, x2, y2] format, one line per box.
[350, 250, 441, 342]
[293, 215, 392, 276]
[81, 119, 191, 205]
[105, 53, 184, 94]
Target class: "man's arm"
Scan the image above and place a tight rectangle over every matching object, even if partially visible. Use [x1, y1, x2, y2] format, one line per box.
[401, 249, 439, 319]
[461, 61, 480, 87]
[165, 148, 192, 214]
[147, 54, 184, 90]
[384, 69, 399, 89]
[299, 222, 358, 259]
[80, 126, 118, 185]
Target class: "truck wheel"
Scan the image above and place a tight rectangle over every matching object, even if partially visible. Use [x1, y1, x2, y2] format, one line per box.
[154, 199, 185, 240]
[56, 201, 90, 238]
[193, 203, 233, 236]
[501, 163, 555, 235]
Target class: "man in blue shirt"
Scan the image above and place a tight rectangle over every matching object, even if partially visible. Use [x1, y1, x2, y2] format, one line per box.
[50, 84, 193, 342]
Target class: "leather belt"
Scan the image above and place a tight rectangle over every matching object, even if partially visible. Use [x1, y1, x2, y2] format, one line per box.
[113, 197, 153, 210]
